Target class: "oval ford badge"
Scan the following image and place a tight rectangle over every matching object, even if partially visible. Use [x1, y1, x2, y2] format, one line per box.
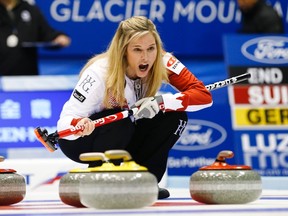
[173, 120, 227, 151]
[241, 36, 288, 64]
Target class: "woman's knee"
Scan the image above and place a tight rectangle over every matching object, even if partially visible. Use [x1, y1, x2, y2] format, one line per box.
[58, 138, 91, 163]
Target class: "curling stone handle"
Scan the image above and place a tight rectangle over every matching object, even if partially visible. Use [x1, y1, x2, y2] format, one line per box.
[216, 150, 234, 162]
[104, 150, 132, 161]
[0, 156, 4, 162]
[79, 152, 107, 162]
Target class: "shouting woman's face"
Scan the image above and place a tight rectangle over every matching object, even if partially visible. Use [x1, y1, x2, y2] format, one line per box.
[126, 33, 157, 80]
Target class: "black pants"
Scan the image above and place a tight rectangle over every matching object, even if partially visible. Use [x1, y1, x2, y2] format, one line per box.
[58, 109, 188, 182]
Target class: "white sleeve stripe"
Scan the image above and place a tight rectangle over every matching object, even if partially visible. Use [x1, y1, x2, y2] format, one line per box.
[162, 93, 184, 110]
[184, 102, 213, 112]
[162, 93, 213, 112]
[163, 52, 185, 75]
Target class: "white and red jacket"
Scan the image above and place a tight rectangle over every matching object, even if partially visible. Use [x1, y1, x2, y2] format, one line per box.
[57, 52, 213, 140]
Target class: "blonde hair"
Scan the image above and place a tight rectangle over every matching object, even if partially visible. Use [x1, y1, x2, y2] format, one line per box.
[80, 16, 168, 108]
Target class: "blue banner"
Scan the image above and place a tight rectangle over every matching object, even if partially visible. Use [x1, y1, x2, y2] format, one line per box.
[164, 84, 236, 176]
[234, 130, 288, 176]
[0, 90, 71, 149]
[223, 34, 288, 176]
[34, 0, 288, 58]
[168, 103, 235, 176]
[224, 34, 288, 66]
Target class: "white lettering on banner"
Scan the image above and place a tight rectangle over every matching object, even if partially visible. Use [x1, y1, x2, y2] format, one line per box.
[255, 168, 288, 176]
[248, 68, 283, 84]
[167, 156, 214, 168]
[255, 40, 288, 59]
[248, 86, 288, 105]
[1, 98, 54, 122]
[30, 99, 52, 119]
[241, 133, 288, 169]
[242, 37, 288, 64]
[242, 133, 288, 152]
[50, 0, 165, 22]
[244, 152, 288, 169]
[0, 126, 56, 142]
[274, 2, 284, 17]
[49, 0, 287, 24]
[256, 168, 282, 175]
[0, 99, 21, 119]
[174, 120, 227, 151]
[173, 0, 238, 23]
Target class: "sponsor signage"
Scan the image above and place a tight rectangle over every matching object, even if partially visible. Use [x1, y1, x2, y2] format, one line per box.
[224, 35, 288, 66]
[234, 131, 288, 176]
[0, 91, 71, 150]
[224, 34, 288, 176]
[173, 120, 227, 151]
[231, 85, 288, 105]
[241, 36, 288, 64]
[233, 107, 287, 128]
[168, 101, 234, 176]
[34, 0, 288, 57]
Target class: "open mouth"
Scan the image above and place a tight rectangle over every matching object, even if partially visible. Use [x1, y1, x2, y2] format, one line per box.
[139, 64, 149, 72]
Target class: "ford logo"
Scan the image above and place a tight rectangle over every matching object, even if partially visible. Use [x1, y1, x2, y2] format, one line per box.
[241, 36, 288, 64]
[173, 120, 227, 151]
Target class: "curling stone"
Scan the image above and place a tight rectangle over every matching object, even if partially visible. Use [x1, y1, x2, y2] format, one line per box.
[0, 156, 26, 205]
[79, 150, 158, 209]
[190, 150, 262, 204]
[58, 152, 106, 207]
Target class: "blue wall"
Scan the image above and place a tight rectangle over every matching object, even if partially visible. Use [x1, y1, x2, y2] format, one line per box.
[35, 0, 288, 58]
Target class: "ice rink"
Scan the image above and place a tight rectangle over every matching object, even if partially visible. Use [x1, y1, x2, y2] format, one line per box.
[1, 174, 288, 216]
[1, 188, 288, 216]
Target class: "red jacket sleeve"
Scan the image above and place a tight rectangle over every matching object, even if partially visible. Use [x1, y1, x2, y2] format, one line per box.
[162, 52, 213, 112]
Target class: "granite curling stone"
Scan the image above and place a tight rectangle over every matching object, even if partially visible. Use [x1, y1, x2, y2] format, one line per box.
[190, 150, 262, 204]
[0, 156, 26, 205]
[79, 150, 158, 209]
[59, 152, 106, 207]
